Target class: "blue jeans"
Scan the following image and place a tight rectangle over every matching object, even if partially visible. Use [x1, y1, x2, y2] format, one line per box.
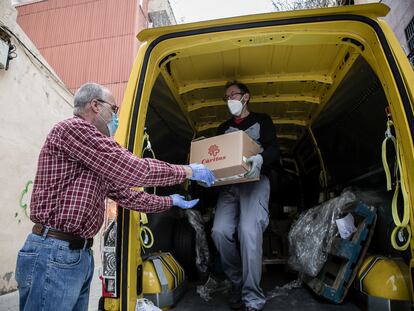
[15, 231, 94, 311]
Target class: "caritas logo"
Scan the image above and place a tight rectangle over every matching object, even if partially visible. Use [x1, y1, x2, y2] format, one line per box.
[208, 144, 220, 156]
[202, 144, 226, 164]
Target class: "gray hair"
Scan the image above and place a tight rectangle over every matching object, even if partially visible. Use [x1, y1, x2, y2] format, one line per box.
[73, 82, 105, 114]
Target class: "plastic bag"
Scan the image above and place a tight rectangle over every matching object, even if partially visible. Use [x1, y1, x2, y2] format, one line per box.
[135, 298, 162, 311]
[266, 279, 302, 300]
[186, 209, 210, 273]
[336, 213, 357, 239]
[288, 191, 356, 276]
[196, 275, 232, 302]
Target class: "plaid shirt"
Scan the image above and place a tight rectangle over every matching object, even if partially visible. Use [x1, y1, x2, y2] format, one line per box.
[30, 116, 187, 238]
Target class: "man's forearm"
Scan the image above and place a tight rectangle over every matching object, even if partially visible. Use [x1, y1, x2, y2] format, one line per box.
[109, 187, 173, 212]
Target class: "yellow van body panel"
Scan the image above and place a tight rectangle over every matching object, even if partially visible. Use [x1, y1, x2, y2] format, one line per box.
[104, 298, 120, 311]
[115, 41, 147, 149]
[108, 3, 414, 310]
[137, 4, 390, 42]
[357, 256, 411, 300]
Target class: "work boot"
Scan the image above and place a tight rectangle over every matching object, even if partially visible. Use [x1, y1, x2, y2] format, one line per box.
[229, 284, 243, 310]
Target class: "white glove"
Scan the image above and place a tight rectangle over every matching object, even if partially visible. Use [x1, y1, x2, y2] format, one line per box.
[245, 154, 263, 179]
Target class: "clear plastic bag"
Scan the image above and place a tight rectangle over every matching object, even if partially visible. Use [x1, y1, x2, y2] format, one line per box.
[266, 279, 302, 300]
[287, 191, 356, 277]
[186, 209, 210, 273]
[135, 298, 162, 311]
[196, 275, 232, 302]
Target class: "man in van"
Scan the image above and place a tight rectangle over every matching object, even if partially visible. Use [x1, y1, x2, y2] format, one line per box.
[211, 81, 279, 311]
[15, 82, 215, 311]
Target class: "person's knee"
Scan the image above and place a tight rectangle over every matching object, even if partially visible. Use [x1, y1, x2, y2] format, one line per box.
[212, 225, 233, 242]
[238, 224, 259, 241]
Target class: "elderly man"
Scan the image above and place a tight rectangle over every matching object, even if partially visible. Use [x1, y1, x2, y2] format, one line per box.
[212, 81, 280, 311]
[15, 83, 214, 311]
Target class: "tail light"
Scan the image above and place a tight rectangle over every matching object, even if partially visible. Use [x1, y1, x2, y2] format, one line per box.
[100, 199, 118, 297]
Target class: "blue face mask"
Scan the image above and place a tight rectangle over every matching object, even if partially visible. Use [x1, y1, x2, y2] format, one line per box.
[107, 112, 119, 137]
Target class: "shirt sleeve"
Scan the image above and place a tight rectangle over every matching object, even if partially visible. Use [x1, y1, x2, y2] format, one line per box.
[259, 114, 280, 166]
[58, 119, 187, 188]
[216, 122, 227, 135]
[107, 186, 173, 213]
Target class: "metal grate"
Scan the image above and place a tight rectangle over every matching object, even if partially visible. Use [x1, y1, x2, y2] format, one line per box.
[405, 16, 414, 66]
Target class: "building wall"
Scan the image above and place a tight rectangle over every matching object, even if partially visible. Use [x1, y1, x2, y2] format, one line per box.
[16, 0, 150, 105]
[5, 0, 176, 296]
[0, 0, 73, 294]
[355, 0, 414, 57]
[148, 0, 177, 27]
[380, 0, 414, 57]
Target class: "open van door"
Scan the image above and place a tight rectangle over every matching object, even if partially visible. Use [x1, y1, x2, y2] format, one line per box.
[99, 3, 414, 310]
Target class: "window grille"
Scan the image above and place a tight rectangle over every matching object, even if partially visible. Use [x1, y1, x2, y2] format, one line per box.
[405, 16, 414, 66]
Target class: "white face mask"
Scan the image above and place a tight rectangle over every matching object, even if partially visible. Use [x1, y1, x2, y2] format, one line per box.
[227, 95, 246, 116]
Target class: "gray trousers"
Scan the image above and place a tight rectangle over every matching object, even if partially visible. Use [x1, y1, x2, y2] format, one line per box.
[212, 176, 270, 310]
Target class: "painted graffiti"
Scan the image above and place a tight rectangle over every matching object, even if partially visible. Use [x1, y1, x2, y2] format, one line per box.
[15, 180, 33, 223]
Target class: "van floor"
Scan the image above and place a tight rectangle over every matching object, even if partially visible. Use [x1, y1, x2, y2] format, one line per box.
[173, 265, 361, 311]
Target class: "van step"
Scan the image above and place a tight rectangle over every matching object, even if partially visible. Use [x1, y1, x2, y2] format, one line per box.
[303, 202, 377, 303]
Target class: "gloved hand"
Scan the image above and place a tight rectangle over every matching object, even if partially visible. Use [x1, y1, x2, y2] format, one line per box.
[188, 163, 215, 187]
[170, 194, 199, 209]
[245, 154, 263, 179]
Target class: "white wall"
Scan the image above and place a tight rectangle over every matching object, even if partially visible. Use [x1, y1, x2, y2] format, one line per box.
[355, 0, 414, 56]
[0, 0, 73, 294]
[148, 0, 177, 27]
[380, 0, 414, 56]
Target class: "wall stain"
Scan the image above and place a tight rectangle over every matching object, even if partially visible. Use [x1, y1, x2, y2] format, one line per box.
[0, 272, 17, 295]
[2, 272, 13, 282]
[16, 180, 32, 223]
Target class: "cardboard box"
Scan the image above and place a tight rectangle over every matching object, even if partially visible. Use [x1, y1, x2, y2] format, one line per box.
[189, 130, 261, 186]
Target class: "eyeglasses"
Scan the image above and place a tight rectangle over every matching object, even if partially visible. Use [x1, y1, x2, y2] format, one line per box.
[223, 92, 245, 101]
[96, 99, 119, 114]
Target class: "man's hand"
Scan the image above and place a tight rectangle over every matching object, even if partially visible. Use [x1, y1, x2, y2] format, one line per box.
[188, 163, 215, 187]
[245, 154, 263, 179]
[170, 194, 199, 209]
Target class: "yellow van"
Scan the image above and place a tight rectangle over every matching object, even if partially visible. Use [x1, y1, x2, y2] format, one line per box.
[99, 3, 414, 310]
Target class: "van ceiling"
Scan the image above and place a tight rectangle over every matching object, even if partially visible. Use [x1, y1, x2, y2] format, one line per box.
[143, 4, 391, 157]
[157, 34, 363, 156]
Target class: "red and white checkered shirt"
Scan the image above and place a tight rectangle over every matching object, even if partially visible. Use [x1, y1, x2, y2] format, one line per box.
[30, 116, 187, 238]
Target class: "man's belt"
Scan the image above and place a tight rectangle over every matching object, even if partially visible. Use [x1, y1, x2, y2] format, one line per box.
[32, 224, 93, 250]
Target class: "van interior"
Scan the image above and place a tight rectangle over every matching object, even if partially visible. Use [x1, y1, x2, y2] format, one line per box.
[109, 5, 414, 311]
